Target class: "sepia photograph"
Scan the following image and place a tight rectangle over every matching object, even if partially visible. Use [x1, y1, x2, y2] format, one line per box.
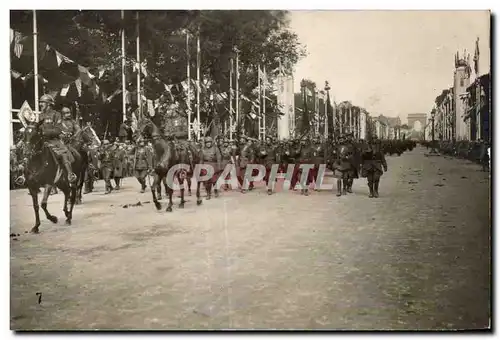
[8, 8, 491, 331]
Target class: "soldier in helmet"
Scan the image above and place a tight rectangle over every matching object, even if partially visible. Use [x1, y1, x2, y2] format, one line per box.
[98, 139, 114, 194]
[60, 105, 81, 142]
[262, 135, 277, 194]
[112, 140, 126, 190]
[201, 136, 222, 199]
[361, 135, 388, 198]
[237, 135, 255, 193]
[38, 94, 77, 183]
[133, 138, 153, 193]
[219, 137, 233, 191]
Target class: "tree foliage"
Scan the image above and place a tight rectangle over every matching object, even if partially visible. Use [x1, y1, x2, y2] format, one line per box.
[10, 10, 306, 137]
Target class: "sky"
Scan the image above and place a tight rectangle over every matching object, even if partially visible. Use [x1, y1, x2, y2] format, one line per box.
[289, 11, 490, 121]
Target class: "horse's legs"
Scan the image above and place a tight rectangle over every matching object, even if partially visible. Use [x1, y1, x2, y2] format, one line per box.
[157, 181, 162, 201]
[41, 184, 58, 224]
[166, 180, 174, 212]
[196, 179, 202, 205]
[178, 173, 186, 208]
[151, 173, 162, 210]
[29, 185, 41, 233]
[186, 173, 192, 196]
[65, 185, 77, 225]
[336, 178, 342, 197]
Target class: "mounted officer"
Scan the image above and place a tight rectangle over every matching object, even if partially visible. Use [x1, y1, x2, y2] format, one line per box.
[38, 94, 77, 183]
[60, 105, 81, 142]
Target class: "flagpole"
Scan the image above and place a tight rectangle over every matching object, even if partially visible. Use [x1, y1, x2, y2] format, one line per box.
[235, 48, 240, 134]
[258, 64, 261, 140]
[229, 57, 233, 141]
[262, 65, 266, 140]
[33, 10, 39, 117]
[121, 10, 126, 123]
[136, 11, 141, 121]
[196, 32, 201, 140]
[186, 33, 191, 140]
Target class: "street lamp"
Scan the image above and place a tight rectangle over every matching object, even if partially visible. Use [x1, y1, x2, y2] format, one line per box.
[324, 81, 330, 138]
[427, 108, 440, 155]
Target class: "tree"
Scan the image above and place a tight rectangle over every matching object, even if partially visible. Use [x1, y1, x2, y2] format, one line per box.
[10, 10, 306, 138]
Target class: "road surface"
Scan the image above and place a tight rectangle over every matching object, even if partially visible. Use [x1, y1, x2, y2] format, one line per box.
[10, 146, 491, 330]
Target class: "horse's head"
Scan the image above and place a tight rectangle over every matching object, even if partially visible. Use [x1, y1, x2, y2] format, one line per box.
[23, 119, 45, 158]
[79, 125, 101, 147]
[136, 118, 157, 140]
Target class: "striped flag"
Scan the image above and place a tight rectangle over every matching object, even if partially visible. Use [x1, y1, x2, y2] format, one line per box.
[55, 51, 73, 66]
[60, 83, 71, 96]
[74, 79, 82, 97]
[13, 31, 24, 58]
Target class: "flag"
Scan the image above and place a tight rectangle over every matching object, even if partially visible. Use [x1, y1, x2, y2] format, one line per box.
[60, 83, 71, 96]
[474, 37, 480, 75]
[55, 51, 73, 66]
[13, 31, 24, 58]
[11, 70, 21, 79]
[75, 79, 82, 97]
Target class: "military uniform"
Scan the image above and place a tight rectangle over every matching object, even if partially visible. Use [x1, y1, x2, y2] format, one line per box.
[38, 95, 76, 182]
[99, 140, 114, 194]
[84, 145, 99, 193]
[237, 136, 255, 192]
[112, 143, 126, 190]
[134, 141, 153, 193]
[361, 137, 387, 198]
[261, 137, 277, 194]
[201, 136, 222, 198]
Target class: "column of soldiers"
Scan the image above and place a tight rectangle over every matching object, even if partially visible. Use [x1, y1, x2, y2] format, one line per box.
[11, 97, 415, 199]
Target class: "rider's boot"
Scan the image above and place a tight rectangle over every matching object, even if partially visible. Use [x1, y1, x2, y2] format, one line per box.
[63, 161, 77, 183]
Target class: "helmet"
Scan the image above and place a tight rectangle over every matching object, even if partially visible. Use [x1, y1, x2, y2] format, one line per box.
[39, 94, 55, 105]
[103, 139, 110, 145]
[205, 136, 213, 143]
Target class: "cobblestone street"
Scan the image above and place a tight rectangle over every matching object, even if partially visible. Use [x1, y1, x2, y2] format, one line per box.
[10, 146, 491, 330]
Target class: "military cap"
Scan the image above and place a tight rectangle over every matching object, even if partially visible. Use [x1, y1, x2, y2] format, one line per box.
[39, 94, 55, 105]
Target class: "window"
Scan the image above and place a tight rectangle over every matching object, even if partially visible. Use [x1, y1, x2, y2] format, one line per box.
[460, 78, 464, 87]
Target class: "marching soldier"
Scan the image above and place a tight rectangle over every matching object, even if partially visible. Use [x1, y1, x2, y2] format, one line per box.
[237, 135, 255, 193]
[112, 141, 126, 190]
[201, 136, 222, 199]
[84, 144, 99, 194]
[361, 136, 388, 198]
[98, 139, 114, 194]
[133, 138, 153, 193]
[219, 138, 234, 191]
[262, 136, 277, 194]
[38, 94, 77, 183]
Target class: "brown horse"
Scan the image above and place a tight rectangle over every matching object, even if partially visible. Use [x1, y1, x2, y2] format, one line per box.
[65, 125, 101, 205]
[137, 118, 201, 211]
[21, 120, 84, 233]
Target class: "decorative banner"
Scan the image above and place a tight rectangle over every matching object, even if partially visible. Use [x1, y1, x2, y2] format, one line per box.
[74, 78, 82, 97]
[13, 31, 24, 58]
[55, 50, 73, 66]
[11, 70, 21, 79]
[60, 83, 71, 97]
[18, 101, 36, 127]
